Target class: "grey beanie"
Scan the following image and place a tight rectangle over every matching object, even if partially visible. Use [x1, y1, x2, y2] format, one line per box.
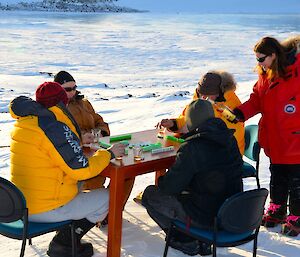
[185, 99, 215, 131]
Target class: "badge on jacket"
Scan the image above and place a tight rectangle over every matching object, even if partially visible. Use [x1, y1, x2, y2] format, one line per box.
[284, 104, 296, 114]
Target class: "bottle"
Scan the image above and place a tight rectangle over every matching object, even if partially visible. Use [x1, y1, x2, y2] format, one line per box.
[206, 98, 238, 123]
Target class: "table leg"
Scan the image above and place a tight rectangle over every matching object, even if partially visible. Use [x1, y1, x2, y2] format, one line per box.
[107, 167, 125, 257]
[155, 169, 166, 185]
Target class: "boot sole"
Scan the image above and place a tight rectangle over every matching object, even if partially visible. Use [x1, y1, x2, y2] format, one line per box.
[262, 216, 286, 228]
[263, 221, 279, 228]
[281, 225, 300, 237]
[47, 243, 93, 257]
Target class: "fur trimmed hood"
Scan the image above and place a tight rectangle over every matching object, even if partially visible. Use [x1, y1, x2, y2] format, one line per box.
[210, 70, 237, 93]
[282, 35, 300, 55]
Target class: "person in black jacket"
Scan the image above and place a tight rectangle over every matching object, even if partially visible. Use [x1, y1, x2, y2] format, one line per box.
[142, 99, 243, 256]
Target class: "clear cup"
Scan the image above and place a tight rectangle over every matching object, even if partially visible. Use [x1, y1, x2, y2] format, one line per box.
[92, 128, 102, 143]
[133, 145, 144, 161]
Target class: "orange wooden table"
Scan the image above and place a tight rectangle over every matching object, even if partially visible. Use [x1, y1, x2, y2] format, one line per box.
[99, 129, 181, 257]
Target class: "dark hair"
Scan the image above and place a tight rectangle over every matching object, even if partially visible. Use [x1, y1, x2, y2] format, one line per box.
[254, 37, 288, 79]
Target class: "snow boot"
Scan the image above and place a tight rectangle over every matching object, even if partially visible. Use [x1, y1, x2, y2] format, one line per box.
[198, 241, 212, 256]
[281, 215, 300, 237]
[47, 218, 95, 257]
[261, 203, 287, 227]
[168, 237, 200, 256]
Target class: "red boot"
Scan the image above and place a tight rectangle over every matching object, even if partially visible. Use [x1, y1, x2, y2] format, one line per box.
[281, 215, 300, 237]
[261, 203, 287, 227]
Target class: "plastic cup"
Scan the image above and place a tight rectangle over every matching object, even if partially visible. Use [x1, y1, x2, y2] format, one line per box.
[133, 145, 144, 161]
[92, 128, 102, 143]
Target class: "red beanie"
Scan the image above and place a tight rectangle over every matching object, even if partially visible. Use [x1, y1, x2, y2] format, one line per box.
[36, 82, 68, 108]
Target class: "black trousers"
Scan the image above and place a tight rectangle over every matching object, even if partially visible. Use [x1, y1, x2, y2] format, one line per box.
[142, 185, 211, 242]
[270, 164, 300, 215]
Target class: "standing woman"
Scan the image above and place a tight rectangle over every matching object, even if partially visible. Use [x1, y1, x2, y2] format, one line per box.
[234, 36, 300, 236]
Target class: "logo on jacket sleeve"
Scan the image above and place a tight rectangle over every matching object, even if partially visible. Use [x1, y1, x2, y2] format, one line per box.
[63, 125, 88, 167]
[284, 104, 296, 114]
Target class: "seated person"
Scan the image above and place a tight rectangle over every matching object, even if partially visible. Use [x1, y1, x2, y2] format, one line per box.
[142, 99, 243, 256]
[54, 70, 110, 141]
[134, 71, 245, 204]
[10, 82, 126, 257]
[159, 70, 245, 155]
[54, 71, 134, 214]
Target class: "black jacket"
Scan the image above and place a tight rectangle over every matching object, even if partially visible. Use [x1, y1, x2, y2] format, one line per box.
[158, 118, 243, 227]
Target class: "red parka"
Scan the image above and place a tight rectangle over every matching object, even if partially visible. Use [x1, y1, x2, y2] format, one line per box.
[238, 53, 300, 164]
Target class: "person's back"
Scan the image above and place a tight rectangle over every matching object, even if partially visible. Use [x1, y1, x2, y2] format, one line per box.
[10, 89, 111, 215]
[158, 115, 243, 226]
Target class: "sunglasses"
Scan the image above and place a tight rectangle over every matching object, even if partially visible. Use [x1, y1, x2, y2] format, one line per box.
[64, 85, 77, 92]
[256, 55, 269, 63]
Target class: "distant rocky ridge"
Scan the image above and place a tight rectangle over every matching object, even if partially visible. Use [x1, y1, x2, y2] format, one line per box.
[0, 0, 141, 12]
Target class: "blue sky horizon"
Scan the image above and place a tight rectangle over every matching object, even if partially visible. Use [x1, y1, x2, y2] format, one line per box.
[117, 0, 300, 14]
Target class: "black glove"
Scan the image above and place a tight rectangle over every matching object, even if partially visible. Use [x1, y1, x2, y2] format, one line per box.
[232, 108, 245, 122]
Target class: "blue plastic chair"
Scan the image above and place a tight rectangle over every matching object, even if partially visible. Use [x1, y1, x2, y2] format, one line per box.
[0, 177, 77, 257]
[163, 188, 269, 257]
[243, 124, 261, 188]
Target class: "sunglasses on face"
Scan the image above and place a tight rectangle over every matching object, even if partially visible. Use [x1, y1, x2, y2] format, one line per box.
[256, 55, 269, 63]
[64, 85, 77, 92]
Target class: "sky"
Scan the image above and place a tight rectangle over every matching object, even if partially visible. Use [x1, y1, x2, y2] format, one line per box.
[117, 0, 300, 13]
[0, 2, 300, 257]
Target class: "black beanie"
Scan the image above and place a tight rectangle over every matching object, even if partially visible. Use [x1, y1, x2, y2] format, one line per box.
[185, 99, 215, 131]
[54, 71, 75, 85]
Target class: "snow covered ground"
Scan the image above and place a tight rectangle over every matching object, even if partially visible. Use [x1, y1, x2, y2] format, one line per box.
[0, 6, 300, 257]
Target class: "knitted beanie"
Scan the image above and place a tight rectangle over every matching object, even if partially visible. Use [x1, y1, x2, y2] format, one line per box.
[198, 72, 222, 95]
[54, 71, 75, 85]
[185, 99, 215, 131]
[36, 82, 68, 108]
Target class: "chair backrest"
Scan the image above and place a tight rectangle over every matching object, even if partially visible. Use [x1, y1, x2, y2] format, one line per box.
[244, 124, 260, 161]
[217, 188, 268, 234]
[0, 177, 26, 223]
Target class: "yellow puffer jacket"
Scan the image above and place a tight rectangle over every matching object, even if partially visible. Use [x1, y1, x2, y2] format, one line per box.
[9, 96, 111, 215]
[175, 91, 245, 154]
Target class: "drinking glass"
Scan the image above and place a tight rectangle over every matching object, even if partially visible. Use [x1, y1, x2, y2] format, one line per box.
[92, 128, 102, 143]
[133, 145, 144, 161]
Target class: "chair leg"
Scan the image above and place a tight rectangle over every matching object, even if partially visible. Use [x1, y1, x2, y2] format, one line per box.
[163, 224, 174, 257]
[21, 210, 28, 257]
[253, 235, 258, 257]
[28, 238, 32, 245]
[256, 158, 260, 189]
[71, 222, 77, 257]
[20, 238, 26, 257]
[213, 243, 217, 257]
[255, 174, 260, 189]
